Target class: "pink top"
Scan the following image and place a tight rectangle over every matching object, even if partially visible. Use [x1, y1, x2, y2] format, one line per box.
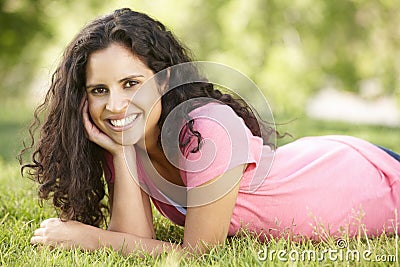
[107, 103, 400, 240]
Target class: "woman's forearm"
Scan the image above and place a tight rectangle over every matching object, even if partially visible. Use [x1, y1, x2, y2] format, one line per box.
[109, 149, 155, 239]
[88, 226, 181, 257]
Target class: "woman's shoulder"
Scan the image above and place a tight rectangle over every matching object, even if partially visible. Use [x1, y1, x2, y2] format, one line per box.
[185, 102, 262, 145]
[180, 102, 265, 188]
[188, 101, 236, 118]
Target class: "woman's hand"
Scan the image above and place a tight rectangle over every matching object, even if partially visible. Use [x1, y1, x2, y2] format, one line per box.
[81, 97, 123, 156]
[30, 218, 95, 250]
[30, 218, 180, 256]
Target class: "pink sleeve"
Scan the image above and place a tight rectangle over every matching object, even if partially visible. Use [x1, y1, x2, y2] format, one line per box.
[179, 103, 263, 189]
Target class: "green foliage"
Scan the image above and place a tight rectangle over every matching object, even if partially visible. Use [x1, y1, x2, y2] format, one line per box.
[0, 0, 49, 64]
[0, 0, 51, 98]
[2, 0, 399, 115]
[0, 0, 104, 98]
[175, 0, 400, 116]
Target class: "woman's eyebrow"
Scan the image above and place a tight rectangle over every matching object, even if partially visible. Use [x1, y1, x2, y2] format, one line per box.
[86, 74, 145, 89]
[118, 74, 145, 83]
[85, 83, 106, 90]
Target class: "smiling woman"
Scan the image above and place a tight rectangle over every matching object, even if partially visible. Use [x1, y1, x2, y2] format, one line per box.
[19, 8, 400, 258]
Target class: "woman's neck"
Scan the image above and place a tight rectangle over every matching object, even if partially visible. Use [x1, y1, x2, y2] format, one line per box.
[136, 125, 167, 166]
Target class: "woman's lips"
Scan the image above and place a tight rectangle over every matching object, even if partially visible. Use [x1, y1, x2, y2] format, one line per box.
[106, 113, 141, 131]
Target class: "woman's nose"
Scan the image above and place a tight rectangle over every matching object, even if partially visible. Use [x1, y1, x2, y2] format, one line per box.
[106, 90, 129, 113]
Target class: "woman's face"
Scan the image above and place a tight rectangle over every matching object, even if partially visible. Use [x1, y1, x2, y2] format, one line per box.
[85, 43, 163, 147]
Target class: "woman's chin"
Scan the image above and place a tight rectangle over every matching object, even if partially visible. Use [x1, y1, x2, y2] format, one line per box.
[116, 136, 140, 147]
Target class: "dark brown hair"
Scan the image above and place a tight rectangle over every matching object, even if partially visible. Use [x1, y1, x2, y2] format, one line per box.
[19, 8, 277, 227]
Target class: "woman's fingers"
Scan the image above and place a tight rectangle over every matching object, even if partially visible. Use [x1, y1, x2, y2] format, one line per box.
[81, 97, 122, 154]
[81, 96, 91, 137]
[82, 99, 104, 143]
[31, 218, 61, 247]
[33, 227, 45, 236]
[82, 100, 92, 139]
[79, 94, 87, 112]
[30, 235, 41, 245]
[31, 227, 47, 245]
[30, 235, 55, 251]
[31, 219, 86, 250]
[40, 218, 50, 228]
[40, 217, 58, 228]
[81, 99, 101, 138]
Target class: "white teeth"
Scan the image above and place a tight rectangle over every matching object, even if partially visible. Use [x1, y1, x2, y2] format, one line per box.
[110, 114, 138, 127]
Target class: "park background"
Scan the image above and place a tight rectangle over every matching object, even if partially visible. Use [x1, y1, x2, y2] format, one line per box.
[1, 0, 399, 266]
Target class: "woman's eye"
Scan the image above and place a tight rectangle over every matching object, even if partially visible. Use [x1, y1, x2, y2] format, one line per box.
[91, 87, 108, 95]
[125, 80, 139, 88]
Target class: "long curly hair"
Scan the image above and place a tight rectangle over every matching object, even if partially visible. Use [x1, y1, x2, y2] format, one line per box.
[19, 8, 277, 227]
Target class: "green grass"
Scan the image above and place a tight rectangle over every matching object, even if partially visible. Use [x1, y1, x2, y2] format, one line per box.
[0, 101, 399, 266]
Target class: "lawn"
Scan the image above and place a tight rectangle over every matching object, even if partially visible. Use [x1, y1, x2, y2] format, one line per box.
[0, 100, 399, 266]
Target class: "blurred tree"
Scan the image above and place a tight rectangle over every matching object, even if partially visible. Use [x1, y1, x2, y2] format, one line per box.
[0, 0, 51, 98]
[2, 0, 399, 116]
[0, 0, 105, 99]
[172, 0, 399, 115]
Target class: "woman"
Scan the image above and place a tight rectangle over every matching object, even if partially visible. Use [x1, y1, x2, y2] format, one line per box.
[21, 8, 400, 256]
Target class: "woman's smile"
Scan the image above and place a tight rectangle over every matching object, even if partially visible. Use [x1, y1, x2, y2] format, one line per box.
[106, 113, 141, 131]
